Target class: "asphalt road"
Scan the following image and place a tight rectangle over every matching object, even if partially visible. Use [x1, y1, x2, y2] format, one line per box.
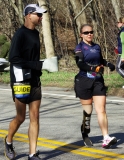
[0, 84, 124, 160]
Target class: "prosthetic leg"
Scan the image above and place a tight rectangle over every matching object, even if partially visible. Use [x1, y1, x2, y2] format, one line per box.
[81, 110, 93, 146]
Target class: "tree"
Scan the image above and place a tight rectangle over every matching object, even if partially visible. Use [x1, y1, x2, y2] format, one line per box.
[10, 0, 24, 25]
[69, 0, 87, 42]
[38, 0, 55, 58]
[111, 0, 121, 21]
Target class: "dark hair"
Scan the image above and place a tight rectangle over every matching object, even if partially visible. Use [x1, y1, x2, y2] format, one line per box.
[80, 24, 93, 33]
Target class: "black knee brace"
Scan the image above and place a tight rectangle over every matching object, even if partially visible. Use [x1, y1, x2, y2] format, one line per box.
[81, 110, 91, 134]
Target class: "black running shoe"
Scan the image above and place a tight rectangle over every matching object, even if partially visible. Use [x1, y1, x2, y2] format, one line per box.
[4, 136, 15, 160]
[28, 151, 41, 160]
[82, 133, 93, 146]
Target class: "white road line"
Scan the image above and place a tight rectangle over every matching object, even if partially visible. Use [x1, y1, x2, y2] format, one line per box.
[0, 88, 124, 103]
[0, 88, 10, 91]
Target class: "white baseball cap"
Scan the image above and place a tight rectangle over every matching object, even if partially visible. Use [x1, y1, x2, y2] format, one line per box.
[23, 4, 47, 16]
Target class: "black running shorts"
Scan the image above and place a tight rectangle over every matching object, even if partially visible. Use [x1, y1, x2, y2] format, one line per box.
[74, 74, 106, 100]
[11, 80, 42, 104]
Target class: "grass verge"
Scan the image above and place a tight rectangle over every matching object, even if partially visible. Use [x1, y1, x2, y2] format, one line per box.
[0, 71, 124, 95]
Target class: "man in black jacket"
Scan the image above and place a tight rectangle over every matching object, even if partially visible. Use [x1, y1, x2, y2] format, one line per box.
[4, 4, 47, 160]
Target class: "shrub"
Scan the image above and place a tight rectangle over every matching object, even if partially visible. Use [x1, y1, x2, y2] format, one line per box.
[0, 42, 10, 58]
[0, 35, 7, 45]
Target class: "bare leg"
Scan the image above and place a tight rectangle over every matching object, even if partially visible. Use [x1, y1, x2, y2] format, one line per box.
[28, 100, 41, 154]
[7, 98, 26, 143]
[93, 96, 108, 136]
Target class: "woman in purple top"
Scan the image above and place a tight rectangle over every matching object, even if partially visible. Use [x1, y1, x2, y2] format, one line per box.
[74, 24, 117, 148]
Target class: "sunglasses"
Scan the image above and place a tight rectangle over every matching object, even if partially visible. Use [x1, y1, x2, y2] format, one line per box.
[82, 31, 94, 35]
[31, 13, 43, 17]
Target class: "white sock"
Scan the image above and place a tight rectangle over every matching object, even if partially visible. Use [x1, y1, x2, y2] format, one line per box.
[6, 141, 12, 145]
[29, 153, 35, 158]
[6, 136, 12, 145]
[104, 134, 110, 140]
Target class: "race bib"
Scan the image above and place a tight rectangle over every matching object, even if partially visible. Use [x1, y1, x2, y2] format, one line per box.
[87, 72, 101, 78]
[13, 83, 31, 98]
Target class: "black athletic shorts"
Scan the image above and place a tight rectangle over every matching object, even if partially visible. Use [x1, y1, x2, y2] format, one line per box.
[74, 74, 106, 100]
[11, 79, 42, 104]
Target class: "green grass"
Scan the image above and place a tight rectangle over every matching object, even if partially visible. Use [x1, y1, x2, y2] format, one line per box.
[0, 72, 10, 83]
[41, 70, 77, 88]
[0, 71, 77, 88]
[0, 71, 123, 92]
[104, 72, 124, 89]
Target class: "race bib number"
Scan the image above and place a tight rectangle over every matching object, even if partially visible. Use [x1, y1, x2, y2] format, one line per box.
[13, 83, 31, 98]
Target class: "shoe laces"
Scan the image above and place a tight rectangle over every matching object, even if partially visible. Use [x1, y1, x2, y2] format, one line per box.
[8, 144, 15, 153]
[102, 138, 111, 144]
[33, 150, 40, 157]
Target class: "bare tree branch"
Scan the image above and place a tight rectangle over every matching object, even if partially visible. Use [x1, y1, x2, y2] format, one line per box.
[74, 0, 93, 20]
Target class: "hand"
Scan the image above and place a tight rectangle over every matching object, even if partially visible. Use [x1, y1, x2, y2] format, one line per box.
[121, 59, 124, 62]
[91, 66, 104, 74]
[114, 47, 118, 54]
[107, 62, 115, 71]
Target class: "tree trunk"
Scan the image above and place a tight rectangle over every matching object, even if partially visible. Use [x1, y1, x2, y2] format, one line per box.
[69, 0, 87, 41]
[38, 0, 55, 58]
[10, 0, 24, 25]
[87, 1, 98, 40]
[18, 0, 24, 25]
[111, 0, 121, 21]
[67, 0, 79, 44]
